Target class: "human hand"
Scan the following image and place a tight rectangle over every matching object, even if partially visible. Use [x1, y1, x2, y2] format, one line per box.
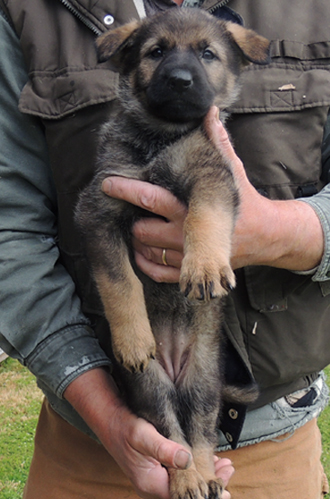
[64, 368, 190, 498]
[110, 409, 234, 499]
[214, 456, 235, 499]
[64, 368, 234, 498]
[204, 106, 324, 271]
[203, 106, 267, 269]
[102, 177, 186, 283]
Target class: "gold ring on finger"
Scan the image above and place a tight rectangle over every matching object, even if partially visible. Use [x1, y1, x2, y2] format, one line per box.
[162, 248, 168, 266]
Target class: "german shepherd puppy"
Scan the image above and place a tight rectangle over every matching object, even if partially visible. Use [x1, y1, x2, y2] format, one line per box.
[75, 9, 269, 499]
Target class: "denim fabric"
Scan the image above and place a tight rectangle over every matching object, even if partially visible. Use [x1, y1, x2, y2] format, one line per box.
[217, 373, 329, 451]
[0, 9, 111, 399]
[301, 183, 330, 282]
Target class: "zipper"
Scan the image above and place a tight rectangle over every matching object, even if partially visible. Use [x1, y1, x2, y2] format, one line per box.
[59, 0, 102, 36]
[207, 0, 231, 14]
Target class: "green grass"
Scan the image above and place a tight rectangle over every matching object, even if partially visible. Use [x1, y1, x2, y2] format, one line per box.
[0, 358, 43, 499]
[318, 366, 330, 480]
[0, 358, 329, 498]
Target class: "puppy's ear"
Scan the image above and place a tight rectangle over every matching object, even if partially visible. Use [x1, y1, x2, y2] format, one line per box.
[96, 20, 140, 63]
[226, 22, 270, 65]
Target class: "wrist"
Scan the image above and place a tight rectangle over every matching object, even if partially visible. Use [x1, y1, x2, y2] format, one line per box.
[63, 367, 126, 441]
[270, 199, 324, 271]
[232, 196, 324, 271]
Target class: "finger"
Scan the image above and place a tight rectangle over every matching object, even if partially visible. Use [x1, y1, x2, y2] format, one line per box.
[213, 456, 234, 499]
[102, 177, 186, 220]
[134, 251, 181, 283]
[132, 217, 184, 253]
[133, 238, 183, 269]
[214, 457, 235, 487]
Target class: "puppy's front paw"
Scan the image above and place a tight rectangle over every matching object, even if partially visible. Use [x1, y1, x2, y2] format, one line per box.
[180, 255, 235, 301]
[112, 327, 156, 373]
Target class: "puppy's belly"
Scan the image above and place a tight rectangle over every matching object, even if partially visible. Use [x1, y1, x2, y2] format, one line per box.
[154, 327, 192, 385]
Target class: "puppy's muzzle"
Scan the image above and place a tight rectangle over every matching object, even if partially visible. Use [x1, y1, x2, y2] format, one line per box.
[146, 53, 214, 123]
[168, 68, 193, 93]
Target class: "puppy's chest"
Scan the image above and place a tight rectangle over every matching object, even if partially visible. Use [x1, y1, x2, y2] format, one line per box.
[109, 127, 196, 199]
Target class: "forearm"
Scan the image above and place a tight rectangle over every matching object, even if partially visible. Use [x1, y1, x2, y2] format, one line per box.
[262, 199, 324, 271]
[299, 183, 330, 280]
[64, 368, 125, 442]
[231, 186, 324, 272]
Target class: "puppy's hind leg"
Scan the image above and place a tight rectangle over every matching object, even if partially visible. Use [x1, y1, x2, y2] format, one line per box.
[176, 305, 224, 499]
[121, 359, 210, 499]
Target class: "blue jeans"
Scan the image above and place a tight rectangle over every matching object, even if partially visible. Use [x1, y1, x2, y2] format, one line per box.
[217, 373, 329, 451]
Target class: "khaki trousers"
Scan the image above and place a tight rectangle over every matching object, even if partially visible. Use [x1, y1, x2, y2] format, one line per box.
[24, 399, 329, 499]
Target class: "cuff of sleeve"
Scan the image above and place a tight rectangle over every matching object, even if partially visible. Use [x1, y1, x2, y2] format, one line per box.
[291, 265, 319, 277]
[26, 324, 112, 398]
[298, 198, 330, 282]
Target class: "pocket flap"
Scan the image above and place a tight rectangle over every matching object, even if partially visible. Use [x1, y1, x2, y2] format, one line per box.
[19, 68, 118, 119]
[229, 39, 330, 114]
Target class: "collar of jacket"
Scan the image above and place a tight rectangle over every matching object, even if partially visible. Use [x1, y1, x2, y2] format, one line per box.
[56, 0, 139, 35]
[202, 0, 231, 12]
[56, 0, 231, 34]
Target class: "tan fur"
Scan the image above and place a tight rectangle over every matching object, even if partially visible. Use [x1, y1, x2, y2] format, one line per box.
[227, 22, 271, 63]
[181, 202, 236, 300]
[96, 20, 140, 62]
[95, 264, 156, 372]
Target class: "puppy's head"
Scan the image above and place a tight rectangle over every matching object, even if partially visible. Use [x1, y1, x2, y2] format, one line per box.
[97, 10, 269, 128]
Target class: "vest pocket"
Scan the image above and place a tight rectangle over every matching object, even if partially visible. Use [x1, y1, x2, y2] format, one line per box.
[227, 41, 330, 200]
[225, 42, 330, 364]
[229, 39, 330, 114]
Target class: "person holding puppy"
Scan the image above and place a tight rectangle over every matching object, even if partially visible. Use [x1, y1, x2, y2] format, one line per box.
[0, 1, 329, 499]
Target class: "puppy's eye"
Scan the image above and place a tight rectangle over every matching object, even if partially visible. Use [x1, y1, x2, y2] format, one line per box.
[149, 47, 164, 59]
[202, 48, 216, 61]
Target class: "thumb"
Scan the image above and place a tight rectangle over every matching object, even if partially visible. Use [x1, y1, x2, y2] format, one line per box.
[204, 106, 247, 182]
[203, 107, 236, 160]
[139, 421, 192, 470]
[153, 437, 192, 470]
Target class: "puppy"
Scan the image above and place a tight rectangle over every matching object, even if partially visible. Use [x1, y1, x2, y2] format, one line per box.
[75, 9, 269, 499]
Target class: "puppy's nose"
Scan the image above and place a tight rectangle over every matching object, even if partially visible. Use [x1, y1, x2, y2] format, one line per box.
[168, 69, 193, 93]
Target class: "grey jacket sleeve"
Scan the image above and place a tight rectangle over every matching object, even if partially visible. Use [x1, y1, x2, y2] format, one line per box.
[0, 10, 111, 398]
[299, 112, 330, 282]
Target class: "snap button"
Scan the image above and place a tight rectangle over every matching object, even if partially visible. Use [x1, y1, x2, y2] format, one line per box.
[104, 14, 114, 26]
[225, 432, 233, 443]
[228, 408, 238, 420]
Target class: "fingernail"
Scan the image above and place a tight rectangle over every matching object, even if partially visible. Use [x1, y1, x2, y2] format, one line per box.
[174, 450, 192, 470]
[102, 179, 112, 194]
